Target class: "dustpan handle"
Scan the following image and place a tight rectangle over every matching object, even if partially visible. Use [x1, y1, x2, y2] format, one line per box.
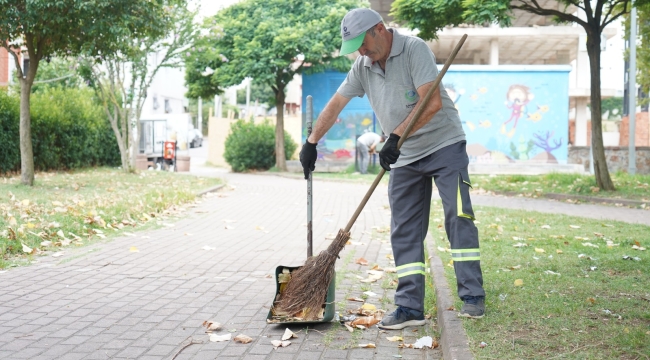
[343, 34, 468, 233]
[306, 95, 314, 258]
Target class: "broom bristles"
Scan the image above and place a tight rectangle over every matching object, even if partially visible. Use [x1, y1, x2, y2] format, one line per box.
[273, 228, 350, 320]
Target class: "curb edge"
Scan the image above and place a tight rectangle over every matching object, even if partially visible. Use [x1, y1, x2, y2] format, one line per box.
[425, 233, 475, 360]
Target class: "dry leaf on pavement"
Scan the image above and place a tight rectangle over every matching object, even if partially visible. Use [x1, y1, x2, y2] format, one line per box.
[271, 340, 291, 349]
[355, 257, 369, 265]
[386, 336, 403, 342]
[202, 321, 222, 332]
[233, 334, 253, 344]
[129, 246, 139, 252]
[358, 343, 376, 348]
[281, 328, 297, 341]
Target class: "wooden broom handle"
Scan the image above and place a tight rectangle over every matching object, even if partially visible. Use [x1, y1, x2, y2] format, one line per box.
[343, 34, 468, 233]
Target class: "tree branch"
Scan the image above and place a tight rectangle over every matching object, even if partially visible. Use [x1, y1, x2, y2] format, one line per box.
[602, 0, 629, 29]
[1, 43, 24, 80]
[515, 0, 587, 28]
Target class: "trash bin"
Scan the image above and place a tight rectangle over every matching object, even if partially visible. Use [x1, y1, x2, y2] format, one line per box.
[176, 155, 190, 172]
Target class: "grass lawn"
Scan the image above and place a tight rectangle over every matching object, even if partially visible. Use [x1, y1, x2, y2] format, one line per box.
[429, 202, 650, 359]
[472, 172, 650, 204]
[0, 168, 222, 269]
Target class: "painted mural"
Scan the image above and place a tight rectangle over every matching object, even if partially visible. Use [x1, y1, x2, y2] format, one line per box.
[302, 66, 571, 164]
[442, 65, 570, 164]
[302, 71, 376, 162]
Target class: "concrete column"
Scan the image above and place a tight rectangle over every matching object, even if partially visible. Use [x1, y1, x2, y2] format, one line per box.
[473, 51, 481, 65]
[490, 39, 499, 65]
[575, 97, 588, 146]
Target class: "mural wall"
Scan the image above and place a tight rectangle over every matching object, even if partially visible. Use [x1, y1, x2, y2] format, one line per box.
[302, 65, 571, 164]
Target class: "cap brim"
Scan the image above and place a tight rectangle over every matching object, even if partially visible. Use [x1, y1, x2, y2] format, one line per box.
[340, 32, 365, 56]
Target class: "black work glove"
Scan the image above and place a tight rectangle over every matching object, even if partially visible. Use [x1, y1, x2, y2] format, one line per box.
[379, 133, 401, 171]
[299, 140, 317, 179]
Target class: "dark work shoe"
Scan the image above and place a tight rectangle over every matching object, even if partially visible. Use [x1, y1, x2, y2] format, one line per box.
[378, 306, 425, 330]
[458, 296, 485, 319]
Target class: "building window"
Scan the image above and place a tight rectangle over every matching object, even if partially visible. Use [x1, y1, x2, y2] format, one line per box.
[164, 99, 171, 113]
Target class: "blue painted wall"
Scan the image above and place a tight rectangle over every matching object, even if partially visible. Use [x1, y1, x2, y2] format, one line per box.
[302, 65, 571, 164]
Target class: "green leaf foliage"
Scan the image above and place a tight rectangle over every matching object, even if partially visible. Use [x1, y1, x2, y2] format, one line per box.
[0, 0, 168, 61]
[0, 89, 120, 174]
[224, 120, 297, 172]
[186, 0, 367, 98]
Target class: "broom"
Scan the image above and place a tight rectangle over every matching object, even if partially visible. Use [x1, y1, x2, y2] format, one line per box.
[274, 34, 468, 320]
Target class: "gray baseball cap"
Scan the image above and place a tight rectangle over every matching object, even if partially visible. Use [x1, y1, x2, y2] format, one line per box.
[340, 8, 383, 56]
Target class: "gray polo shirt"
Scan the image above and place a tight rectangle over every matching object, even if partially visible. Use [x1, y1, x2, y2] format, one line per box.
[337, 29, 465, 168]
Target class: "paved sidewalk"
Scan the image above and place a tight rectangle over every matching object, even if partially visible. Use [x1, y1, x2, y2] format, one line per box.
[0, 171, 441, 360]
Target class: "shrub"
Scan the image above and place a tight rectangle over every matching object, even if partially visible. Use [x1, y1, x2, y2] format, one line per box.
[0, 87, 120, 174]
[224, 119, 297, 172]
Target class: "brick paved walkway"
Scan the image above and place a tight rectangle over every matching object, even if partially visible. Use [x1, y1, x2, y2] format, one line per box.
[0, 171, 442, 359]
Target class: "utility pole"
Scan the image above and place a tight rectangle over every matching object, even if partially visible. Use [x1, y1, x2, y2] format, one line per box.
[197, 97, 202, 134]
[628, 7, 637, 175]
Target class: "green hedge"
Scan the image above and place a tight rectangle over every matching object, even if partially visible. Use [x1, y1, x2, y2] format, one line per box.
[0, 88, 120, 174]
[224, 119, 297, 172]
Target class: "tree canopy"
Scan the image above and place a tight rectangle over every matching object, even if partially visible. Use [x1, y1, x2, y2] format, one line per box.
[0, 0, 172, 185]
[391, 0, 650, 190]
[186, 0, 366, 170]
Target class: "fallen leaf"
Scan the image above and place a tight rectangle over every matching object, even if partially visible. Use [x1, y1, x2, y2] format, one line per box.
[271, 340, 291, 349]
[544, 270, 561, 276]
[233, 334, 253, 344]
[129, 246, 139, 252]
[569, 225, 581, 229]
[343, 323, 355, 332]
[347, 297, 364, 302]
[370, 264, 383, 271]
[51, 251, 65, 258]
[363, 291, 378, 297]
[513, 243, 528, 248]
[209, 333, 231, 342]
[541, 225, 551, 229]
[535, 248, 545, 253]
[386, 336, 403, 342]
[21, 243, 33, 254]
[355, 257, 369, 266]
[514, 279, 524, 287]
[556, 249, 563, 254]
[202, 321, 222, 332]
[351, 315, 380, 328]
[384, 267, 397, 273]
[385, 253, 394, 260]
[358, 343, 376, 348]
[281, 328, 297, 341]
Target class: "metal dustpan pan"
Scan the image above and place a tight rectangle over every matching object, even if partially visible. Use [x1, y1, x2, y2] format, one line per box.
[266, 95, 335, 325]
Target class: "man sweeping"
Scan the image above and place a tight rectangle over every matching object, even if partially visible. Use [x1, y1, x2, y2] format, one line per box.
[299, 8, 486, 329]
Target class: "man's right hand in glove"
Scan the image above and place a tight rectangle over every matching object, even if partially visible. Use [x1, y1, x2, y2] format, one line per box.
[299, 140, 317, 179]
[379, 133, 401, 171]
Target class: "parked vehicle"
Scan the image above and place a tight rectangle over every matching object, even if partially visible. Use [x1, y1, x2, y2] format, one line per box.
[189, 128, 203, 148]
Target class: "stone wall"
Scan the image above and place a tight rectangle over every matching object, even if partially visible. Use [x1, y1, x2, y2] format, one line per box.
[568, 146, 650, 174]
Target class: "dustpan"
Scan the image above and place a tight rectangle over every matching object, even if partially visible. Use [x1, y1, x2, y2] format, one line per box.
[266, 95, 336, 325]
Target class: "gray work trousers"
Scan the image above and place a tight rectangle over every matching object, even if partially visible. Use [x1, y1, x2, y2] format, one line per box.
[357, 142, 370, 174]
[388, 141, 485, 312]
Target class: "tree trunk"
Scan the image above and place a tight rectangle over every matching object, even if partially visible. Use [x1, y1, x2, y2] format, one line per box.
[19, 79, 35, 186]
[585, 29, 615, 191]
[275, 86, 287, 171]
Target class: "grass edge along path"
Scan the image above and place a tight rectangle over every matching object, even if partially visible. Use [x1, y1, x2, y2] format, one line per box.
[0, 168, 223, 270]
[429, 202, 649, 359]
